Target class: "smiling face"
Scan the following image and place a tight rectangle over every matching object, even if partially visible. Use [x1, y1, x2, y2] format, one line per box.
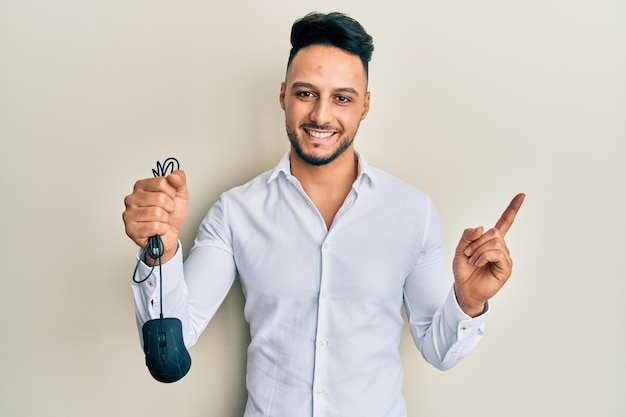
[280, 44, 371, 167]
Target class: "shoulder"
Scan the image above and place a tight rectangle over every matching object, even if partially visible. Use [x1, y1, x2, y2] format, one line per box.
[199, 168, 275, 231]
[221, 153, 290, 202]
[220, 169, 274, 200]
[366, 165, 431, 205]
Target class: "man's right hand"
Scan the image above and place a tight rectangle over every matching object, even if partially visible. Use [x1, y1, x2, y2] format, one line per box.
[123, 170, 189, 265]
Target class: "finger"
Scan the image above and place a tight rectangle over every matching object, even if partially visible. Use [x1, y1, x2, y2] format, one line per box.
[455, 226, 484, 256]
[133, 176, 178, 198]
[126, 220, 170, 246]
[122, 202, 173, 240]
[126, 206, 172, 223]
[494, 193, 526, 236]
[124, 190, 176, 213]
[467, 234, 510, 265]
[166, 170, 187, 194]
[468, 239, 512, 265]
[463, 227, 508, 257]
[474, 251, 513, 284]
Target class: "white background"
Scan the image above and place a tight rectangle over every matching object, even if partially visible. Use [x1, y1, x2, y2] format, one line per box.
[1, 1, 624, 416]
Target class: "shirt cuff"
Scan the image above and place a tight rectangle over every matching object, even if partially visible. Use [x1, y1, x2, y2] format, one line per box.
[443, 287, 488, 336]
[131, 241, 185, 301]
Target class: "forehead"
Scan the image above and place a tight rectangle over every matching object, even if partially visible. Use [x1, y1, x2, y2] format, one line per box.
[286, 45, 367, 90]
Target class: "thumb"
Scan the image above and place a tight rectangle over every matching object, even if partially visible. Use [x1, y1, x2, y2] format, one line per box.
[455, 226, 484, 255]
[166, 170, 187, 194]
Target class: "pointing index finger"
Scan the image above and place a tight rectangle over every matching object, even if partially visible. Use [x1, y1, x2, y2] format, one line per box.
[494, 193, 526, 236]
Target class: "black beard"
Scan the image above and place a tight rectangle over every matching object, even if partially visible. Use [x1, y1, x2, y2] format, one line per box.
[287, 126, 354, 167]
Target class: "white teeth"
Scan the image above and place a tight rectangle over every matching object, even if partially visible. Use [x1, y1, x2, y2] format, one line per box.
[307, 130, 334, 139]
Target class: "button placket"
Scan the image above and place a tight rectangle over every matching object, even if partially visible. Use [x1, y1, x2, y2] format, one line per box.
[312, 237, 332, 414]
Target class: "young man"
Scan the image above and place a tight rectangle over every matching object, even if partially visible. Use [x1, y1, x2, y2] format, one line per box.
[123, 12, 524, 417]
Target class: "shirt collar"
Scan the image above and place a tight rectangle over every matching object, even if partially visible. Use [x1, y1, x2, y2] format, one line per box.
[267, 151, 375, 188]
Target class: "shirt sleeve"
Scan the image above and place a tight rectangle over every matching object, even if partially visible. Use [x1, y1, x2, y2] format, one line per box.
[402, 198, 488, 371]
[130, 196, 238, 349]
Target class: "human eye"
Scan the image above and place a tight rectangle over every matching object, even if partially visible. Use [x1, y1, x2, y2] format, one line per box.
[296, 91, 316, 99]
[335, 95, 351, 103]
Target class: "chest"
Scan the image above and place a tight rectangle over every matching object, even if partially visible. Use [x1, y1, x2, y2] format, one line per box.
[229, 195, 422, 302]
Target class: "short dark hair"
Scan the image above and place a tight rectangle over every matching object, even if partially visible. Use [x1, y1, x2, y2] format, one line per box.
[287, 12, 374, 77]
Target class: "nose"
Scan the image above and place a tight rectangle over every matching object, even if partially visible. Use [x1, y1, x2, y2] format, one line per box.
[310, 98, 333, 126]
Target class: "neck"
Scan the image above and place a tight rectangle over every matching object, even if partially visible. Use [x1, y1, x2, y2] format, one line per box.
[289, 147, 358, 189]
[289, 147, 359, 229]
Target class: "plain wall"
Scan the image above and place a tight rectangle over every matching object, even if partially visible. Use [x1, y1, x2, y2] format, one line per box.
[1, 0, 624, 416]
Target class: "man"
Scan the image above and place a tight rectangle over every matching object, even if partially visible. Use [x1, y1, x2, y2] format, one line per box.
[123, 12, 525, 417]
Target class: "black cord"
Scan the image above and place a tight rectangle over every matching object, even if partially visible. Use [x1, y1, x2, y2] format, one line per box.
[131, 158, 180, 319]
[152, 157, 180, 178]
[131, 235, 165, 283]
[130, 158, 191, 383]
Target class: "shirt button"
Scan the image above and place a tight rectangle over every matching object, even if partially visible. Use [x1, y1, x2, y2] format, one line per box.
[323, 242, 329, 249]
[147, 280, 154, 287]
[460, 326, 468, 331]
[318, 340, 328, 347]
[315, 387, 325, 395]
[321, 291, 328, 298]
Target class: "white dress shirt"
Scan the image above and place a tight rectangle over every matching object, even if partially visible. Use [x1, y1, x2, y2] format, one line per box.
[132, 151, 487, 417]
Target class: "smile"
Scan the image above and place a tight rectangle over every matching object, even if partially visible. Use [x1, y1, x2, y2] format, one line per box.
[305, 129, 336, 139]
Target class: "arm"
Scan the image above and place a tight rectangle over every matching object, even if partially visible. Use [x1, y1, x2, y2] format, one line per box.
[403, 201, 487, 371]
[404, 194, 525, 369]
[123, 172, 237, 348]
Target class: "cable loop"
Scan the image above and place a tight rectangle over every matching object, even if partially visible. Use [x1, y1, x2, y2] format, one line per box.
[131, 158, 178, 286]
[152, 157, 179, 178]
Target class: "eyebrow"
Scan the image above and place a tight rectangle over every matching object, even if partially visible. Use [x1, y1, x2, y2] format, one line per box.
[291, 82, 360, 97]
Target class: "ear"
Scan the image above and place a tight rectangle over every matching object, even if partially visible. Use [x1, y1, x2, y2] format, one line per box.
[361, 91, 371, 120]
[279, 82, 286, 110]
